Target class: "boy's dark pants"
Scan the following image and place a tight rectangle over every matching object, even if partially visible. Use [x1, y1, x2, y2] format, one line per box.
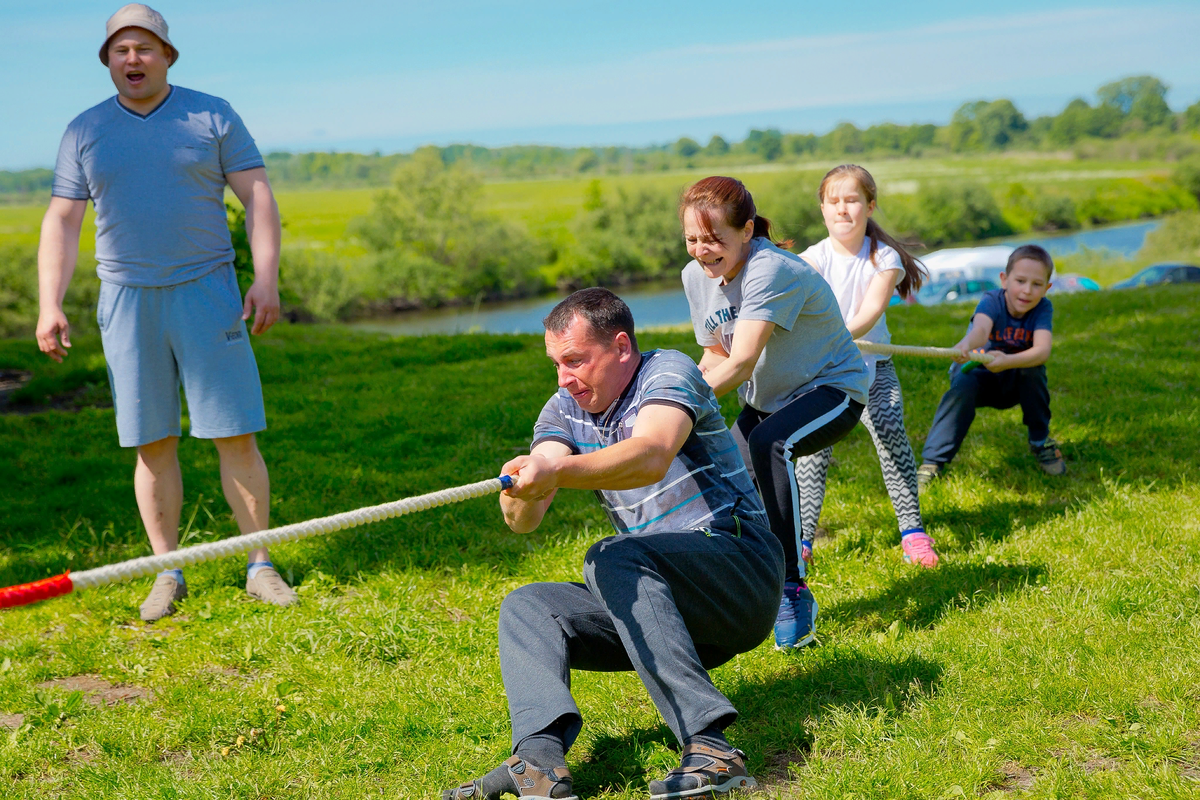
[921, 363, 1051, 466]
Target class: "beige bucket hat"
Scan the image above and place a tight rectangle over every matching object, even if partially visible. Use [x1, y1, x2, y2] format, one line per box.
[100, 4, 178, 66]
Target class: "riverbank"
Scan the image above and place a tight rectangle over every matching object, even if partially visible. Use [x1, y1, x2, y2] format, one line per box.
[347, 218, 1165, 337]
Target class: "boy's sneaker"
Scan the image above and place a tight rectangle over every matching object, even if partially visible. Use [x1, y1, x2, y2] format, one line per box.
[774, 581, 818, 650]
[648, 744, 757, 799]
[246, 568, 298, 607]
[916, 463, 943, 492]
[1031, 439, 1067, 475]
[140, 574, 187, 622]
[901, 531, 939, 568]
[442, 755, 578, 800]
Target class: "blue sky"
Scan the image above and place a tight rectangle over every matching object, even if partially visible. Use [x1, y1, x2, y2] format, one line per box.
[3, 0, 1200, 170]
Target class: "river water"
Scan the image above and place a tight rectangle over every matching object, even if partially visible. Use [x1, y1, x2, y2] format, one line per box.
[348, 219, 1160, 337]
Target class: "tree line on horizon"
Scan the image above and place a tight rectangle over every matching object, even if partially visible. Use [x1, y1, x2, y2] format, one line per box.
[3, 75, 1200, 199]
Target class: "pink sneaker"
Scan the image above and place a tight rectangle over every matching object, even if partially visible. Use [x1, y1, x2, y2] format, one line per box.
[901, 531, 939, 568]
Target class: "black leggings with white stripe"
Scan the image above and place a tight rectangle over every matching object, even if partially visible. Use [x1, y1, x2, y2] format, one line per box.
[732, 385, 863, 584]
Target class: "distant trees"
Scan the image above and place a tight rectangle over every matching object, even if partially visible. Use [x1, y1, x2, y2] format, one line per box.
[1097, 76, 1171, 127]
[2, 74, 1199, 199]
[947, 99, 1028, 151]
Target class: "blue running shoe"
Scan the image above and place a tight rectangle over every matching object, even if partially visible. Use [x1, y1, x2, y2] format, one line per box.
[774, 581, 818, 650]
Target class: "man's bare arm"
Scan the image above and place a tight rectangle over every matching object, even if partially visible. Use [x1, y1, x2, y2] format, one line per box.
[226, 167, 281, 335]
[500, 440, 573, 533]
[35, 197, 88, 362]
[501, 404, 695, 530]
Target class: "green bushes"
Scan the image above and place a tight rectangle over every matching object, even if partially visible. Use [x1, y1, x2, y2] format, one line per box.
[886, 183, 1012, 247]
[0, 243, 99, 340]
[1075, 177, 1196, 225]
[350, 148, 546, 307]
[1138, 210, 1200, 263]
[554, 182, 686, 289]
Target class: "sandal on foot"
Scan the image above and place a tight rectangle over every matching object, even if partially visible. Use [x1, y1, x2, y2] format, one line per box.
[442, 755, 578, 800]
[648, 743, 758, 799]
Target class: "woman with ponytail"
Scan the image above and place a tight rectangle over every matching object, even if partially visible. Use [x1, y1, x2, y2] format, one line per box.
[795, 164, 938, 569]
[679, 176, 869, 651]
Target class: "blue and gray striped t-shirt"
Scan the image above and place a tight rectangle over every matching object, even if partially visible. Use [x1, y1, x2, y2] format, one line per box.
[532, 349, 768, 534]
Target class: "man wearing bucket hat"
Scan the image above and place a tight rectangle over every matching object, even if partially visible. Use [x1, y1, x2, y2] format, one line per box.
[36, 4, 297, 622]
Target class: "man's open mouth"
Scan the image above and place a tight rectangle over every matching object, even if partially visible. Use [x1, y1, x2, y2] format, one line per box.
[127, 71, 145, 84]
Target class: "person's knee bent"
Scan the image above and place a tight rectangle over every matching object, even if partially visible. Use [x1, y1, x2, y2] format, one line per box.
[583, 536, 648, 597]
[499, 583, 562, 637]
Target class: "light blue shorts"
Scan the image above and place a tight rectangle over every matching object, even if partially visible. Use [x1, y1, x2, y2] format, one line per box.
[97, 265, 267, 448]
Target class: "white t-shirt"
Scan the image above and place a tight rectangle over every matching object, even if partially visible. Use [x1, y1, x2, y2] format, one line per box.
[800, 237, 904, 383]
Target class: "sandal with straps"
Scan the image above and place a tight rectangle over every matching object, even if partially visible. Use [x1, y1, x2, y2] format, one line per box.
[442, 755, 578, 800]
[648, 743, 758, 799]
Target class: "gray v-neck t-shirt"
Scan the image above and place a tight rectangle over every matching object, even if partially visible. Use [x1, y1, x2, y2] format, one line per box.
[52, 86, 265, 288]
[682, 237, 869, 413]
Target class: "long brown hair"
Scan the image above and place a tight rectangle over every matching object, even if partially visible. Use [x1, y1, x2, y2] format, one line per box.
[818, 165, 926, 298]
[679, 176, 793, 249]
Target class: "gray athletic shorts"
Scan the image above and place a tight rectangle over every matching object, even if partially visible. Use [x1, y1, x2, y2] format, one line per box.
[97, 265, 267, 448]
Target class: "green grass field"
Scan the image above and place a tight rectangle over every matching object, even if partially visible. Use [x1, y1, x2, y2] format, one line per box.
[1, 285, 1199, 798]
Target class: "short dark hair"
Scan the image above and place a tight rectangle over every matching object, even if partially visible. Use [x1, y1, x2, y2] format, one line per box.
[1006, 244, 1054, 279]
[543, 287, 638, 352]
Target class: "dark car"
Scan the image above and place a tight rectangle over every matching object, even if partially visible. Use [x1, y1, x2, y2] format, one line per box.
[1109, 263, 1200, 290]
[915, 278, 1000, 306]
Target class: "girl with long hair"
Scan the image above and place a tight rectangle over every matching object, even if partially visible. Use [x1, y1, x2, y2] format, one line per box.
[795, 164, 938, 568]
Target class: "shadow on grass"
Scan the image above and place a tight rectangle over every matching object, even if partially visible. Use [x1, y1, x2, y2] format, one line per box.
[827, 561, 1044, 632]
[570, 649, 943, 796]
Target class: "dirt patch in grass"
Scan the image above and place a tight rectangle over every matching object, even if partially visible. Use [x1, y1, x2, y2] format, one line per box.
[0, 367, 112, 415]
[1082, 754, 1120, 774]
[36, 674, 154, 706]
[0, 712, 25, 729]
[756, 748, 807, 786]
[0, 369, 32, 402]
[984, 762, 1037, 793]
[1178, 737, 1200, 782]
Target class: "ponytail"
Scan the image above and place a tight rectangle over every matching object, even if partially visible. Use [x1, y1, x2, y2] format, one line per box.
[819, 164, 927, 299]
[681, 177, 793, 249]
[865, 218, 926, 298]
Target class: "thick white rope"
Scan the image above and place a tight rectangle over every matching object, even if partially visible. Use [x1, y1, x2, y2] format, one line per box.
[70, 477, 509, 590]
[855, 340, 995, 364]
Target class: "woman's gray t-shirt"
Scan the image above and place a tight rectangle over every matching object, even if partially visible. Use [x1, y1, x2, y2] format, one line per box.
[682, 237, 869, 412]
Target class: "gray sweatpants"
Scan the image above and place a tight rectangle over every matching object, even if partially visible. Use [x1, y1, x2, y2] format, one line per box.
[498, 516, 784, 752]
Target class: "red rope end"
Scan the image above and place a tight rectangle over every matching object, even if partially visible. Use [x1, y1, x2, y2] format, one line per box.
[0, 572, 74, 610]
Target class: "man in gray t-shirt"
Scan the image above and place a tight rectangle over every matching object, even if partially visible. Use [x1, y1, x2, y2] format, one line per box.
[443, 288, 783, 800]
[35, 4, 295, 622]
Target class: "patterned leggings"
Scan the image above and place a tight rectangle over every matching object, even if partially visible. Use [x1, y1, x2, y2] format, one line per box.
[794, 359, 923, 545]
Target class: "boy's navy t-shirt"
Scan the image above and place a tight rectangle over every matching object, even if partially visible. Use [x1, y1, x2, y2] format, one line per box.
[972, 288, 1053, 354]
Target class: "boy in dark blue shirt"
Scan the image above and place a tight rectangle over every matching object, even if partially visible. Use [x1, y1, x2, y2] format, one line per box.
[918, 245, 1065, 488]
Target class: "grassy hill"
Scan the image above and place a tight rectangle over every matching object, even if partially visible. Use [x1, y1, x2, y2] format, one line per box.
[1, 285, 1198, 798]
